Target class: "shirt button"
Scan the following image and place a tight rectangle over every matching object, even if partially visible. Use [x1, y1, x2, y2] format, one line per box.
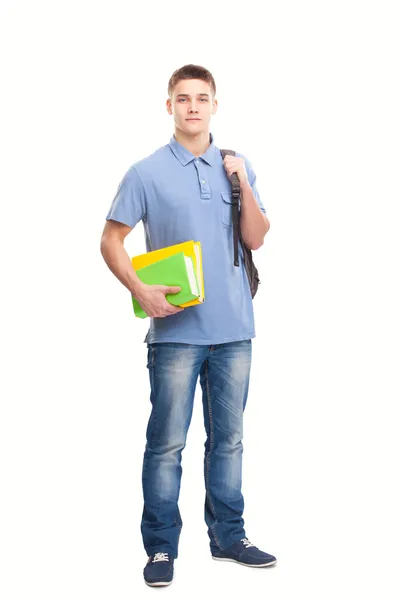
[201, 180, 206, 184]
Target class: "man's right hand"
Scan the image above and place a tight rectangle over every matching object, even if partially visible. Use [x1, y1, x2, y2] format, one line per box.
[133, 284, 184, 318]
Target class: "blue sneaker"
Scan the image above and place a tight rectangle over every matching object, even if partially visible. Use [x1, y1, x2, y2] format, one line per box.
[212, 538, 277, 568]
[143, 552, 174, 587]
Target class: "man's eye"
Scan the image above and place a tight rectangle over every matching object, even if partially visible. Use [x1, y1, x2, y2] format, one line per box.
[177, 98, 208, 102]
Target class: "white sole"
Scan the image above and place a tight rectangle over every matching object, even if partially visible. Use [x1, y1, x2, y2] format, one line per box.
[145, 580, 173, 587]
[212, 556, 277, 568]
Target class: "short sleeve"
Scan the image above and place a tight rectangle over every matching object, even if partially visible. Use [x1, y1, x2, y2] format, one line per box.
[105, 167, 147, 228]
[242, 155, 267, 215]
[236, 152, 267, 216]
[249, 173, 266, 215]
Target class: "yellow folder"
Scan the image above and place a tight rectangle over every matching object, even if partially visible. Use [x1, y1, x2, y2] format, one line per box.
[131, 241, 205, 307]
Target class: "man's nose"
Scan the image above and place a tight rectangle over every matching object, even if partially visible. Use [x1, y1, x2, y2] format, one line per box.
[189, 102, 199, 113]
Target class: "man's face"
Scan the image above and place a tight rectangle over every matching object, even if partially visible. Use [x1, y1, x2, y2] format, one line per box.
[166, 78, 217, 135]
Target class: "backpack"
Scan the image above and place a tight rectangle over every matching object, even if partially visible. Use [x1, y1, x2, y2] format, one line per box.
[220, 149, 261, 298]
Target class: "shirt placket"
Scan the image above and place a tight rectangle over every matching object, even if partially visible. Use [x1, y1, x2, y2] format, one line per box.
[194, 158, 211, 200]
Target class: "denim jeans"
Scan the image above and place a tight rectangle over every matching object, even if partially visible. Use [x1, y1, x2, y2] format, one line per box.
[141, 339, 252, 558]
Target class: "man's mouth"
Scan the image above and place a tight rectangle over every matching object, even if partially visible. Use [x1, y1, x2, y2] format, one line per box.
[186, 118, 201, 121]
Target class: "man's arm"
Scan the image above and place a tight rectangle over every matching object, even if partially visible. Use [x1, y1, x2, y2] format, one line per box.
[239, 180, 270, 251]
[222, 154, 270, 251]
[100, 220, 183, 318]
[100, 220, 143, 296]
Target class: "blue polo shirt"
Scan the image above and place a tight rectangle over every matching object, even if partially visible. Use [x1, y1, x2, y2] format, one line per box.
[105, 132, 266, 345]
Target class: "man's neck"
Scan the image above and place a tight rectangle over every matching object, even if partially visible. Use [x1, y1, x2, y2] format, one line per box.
[174, 129, 211, 158]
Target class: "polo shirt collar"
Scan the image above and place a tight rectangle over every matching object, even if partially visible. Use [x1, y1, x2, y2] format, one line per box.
[169, 132, 216, 166]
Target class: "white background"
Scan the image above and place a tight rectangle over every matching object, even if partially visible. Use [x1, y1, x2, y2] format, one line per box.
[1, 1, 399, 598]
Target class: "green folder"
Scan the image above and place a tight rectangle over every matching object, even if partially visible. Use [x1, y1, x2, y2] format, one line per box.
[132, 251, 200, 318]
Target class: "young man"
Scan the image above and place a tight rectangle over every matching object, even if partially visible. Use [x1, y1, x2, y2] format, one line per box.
[100, 64, 276, 587]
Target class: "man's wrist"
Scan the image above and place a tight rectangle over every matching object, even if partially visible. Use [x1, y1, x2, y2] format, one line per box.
[130, 280, 147, 298]
[239, 179, 251, 192]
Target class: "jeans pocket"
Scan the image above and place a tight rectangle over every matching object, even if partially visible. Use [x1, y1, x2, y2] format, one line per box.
[146, 344, 155, 368]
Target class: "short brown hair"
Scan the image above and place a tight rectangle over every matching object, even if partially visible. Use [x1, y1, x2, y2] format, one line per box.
[168, 64, 216, 98]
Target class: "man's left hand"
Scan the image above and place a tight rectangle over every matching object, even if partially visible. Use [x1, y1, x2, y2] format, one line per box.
[222, 155, 248, 184]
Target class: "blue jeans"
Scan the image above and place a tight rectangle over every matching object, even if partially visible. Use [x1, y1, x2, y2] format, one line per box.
[141, 339, 252, 558]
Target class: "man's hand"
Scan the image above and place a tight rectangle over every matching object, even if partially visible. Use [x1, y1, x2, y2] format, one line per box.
[133, 284, 184, 318]
[222, 155, 248, 184]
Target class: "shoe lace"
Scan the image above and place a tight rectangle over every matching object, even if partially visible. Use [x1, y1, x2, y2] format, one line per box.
[241, 538, 255, 548]
[152, 552, 170, 563]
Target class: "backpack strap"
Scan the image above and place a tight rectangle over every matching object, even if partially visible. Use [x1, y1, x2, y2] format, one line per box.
[220, 149, 240, 267]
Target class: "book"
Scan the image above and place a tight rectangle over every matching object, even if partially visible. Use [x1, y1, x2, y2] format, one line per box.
[131, 251, 201, 319]
[131, 240, 205, 308]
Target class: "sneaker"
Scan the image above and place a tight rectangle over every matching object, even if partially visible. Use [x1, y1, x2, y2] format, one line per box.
[212, 538, 277, 568]
[143, 552, 174, 586]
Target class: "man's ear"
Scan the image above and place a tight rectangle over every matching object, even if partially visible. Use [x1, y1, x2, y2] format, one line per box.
[212, 99, 218, 115]
[166, 98, 172, 115]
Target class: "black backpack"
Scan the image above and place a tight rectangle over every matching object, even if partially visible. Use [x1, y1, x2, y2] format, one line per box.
[220, 149, 261, 298]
